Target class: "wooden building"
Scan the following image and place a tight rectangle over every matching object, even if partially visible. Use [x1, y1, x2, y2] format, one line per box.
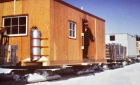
[136, 41, 140, 57]
[0, 0, 106, 66]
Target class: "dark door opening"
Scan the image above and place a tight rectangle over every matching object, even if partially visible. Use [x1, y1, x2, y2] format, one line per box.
[82, 19, 88, 58]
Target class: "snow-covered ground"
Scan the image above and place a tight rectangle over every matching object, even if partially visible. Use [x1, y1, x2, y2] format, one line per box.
[1, 63, 140, 85]
[28, 63, 140, 85]
[0, 68, 13, 74]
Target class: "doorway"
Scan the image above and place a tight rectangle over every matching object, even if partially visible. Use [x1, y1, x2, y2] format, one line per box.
[82, 19, 88, 58]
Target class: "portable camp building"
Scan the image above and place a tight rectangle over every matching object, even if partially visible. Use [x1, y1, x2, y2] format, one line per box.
[0, 0, 106, 66]
[106, 33, 137, 59]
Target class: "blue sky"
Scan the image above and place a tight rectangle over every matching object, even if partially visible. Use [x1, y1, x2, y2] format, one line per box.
[63, 0, 140, 35]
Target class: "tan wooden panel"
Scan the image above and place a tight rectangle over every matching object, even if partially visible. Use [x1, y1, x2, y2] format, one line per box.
[3, 1, 22, 15]
[137, 41, 140, 56]
[0, 3, 4, 26]
[52, 1, 68, 61]
[50, 0, 55, 61]
[94, 19, 106, 63]
[20, 0, 51, 60]
[9, 37, 22, 61]
[67, 7, 82, 61]
[3, 2, 14, 15]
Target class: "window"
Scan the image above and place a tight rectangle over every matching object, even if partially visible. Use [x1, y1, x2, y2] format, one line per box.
[3, 15, 28, 36]
[110, 35, 115, 41]
[68, 21, 76, 38]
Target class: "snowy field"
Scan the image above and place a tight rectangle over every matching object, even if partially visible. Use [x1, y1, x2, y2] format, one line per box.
[0, 68, 13, 74]
[0, 63, 140, 85]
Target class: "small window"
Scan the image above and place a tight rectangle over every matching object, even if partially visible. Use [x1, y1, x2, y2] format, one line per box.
[3, 15, 28, 36]
[110, 35, 115, 41]
[68, 21, 76, 38]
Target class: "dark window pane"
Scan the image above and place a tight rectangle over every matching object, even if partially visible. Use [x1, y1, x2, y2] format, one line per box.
[73, 30, 75, 37]
[73, 23, 75, 30]
[12, 18, 18, 25]
[69, 22, 72, 29]
[7, 27, 11, 34]
[4, 18, 11, 26]
[19, 26, 26, 34]
[70, 30, 72, 37]
[19, 17, 26, 25]
[110, 35, 115, 41]
[11, 26, 18, 34]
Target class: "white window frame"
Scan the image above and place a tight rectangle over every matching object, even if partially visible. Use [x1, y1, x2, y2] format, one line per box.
[2, 15, 28, 36]
[68, 21, 76, 39]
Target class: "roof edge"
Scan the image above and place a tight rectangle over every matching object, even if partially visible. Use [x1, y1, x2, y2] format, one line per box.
[106, 33, 135, 37]
[0, 0, 20, 3]
[54, 0, 105, 22]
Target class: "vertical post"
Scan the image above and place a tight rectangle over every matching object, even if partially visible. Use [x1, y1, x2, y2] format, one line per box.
[94, 19, 97, 61]
[14, 0, 16, 15]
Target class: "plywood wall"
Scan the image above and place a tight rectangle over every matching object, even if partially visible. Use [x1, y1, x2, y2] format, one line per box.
[21, 0, 51, 60]
[50, 0, 106, 65]
[0, 0, 106, 65]
[137, 41, 140, 56]
[0, 0, 51, 61]
[94, 19, 106, 62]
[0, 3, 4, 27]
[50, 1, 83, 65]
